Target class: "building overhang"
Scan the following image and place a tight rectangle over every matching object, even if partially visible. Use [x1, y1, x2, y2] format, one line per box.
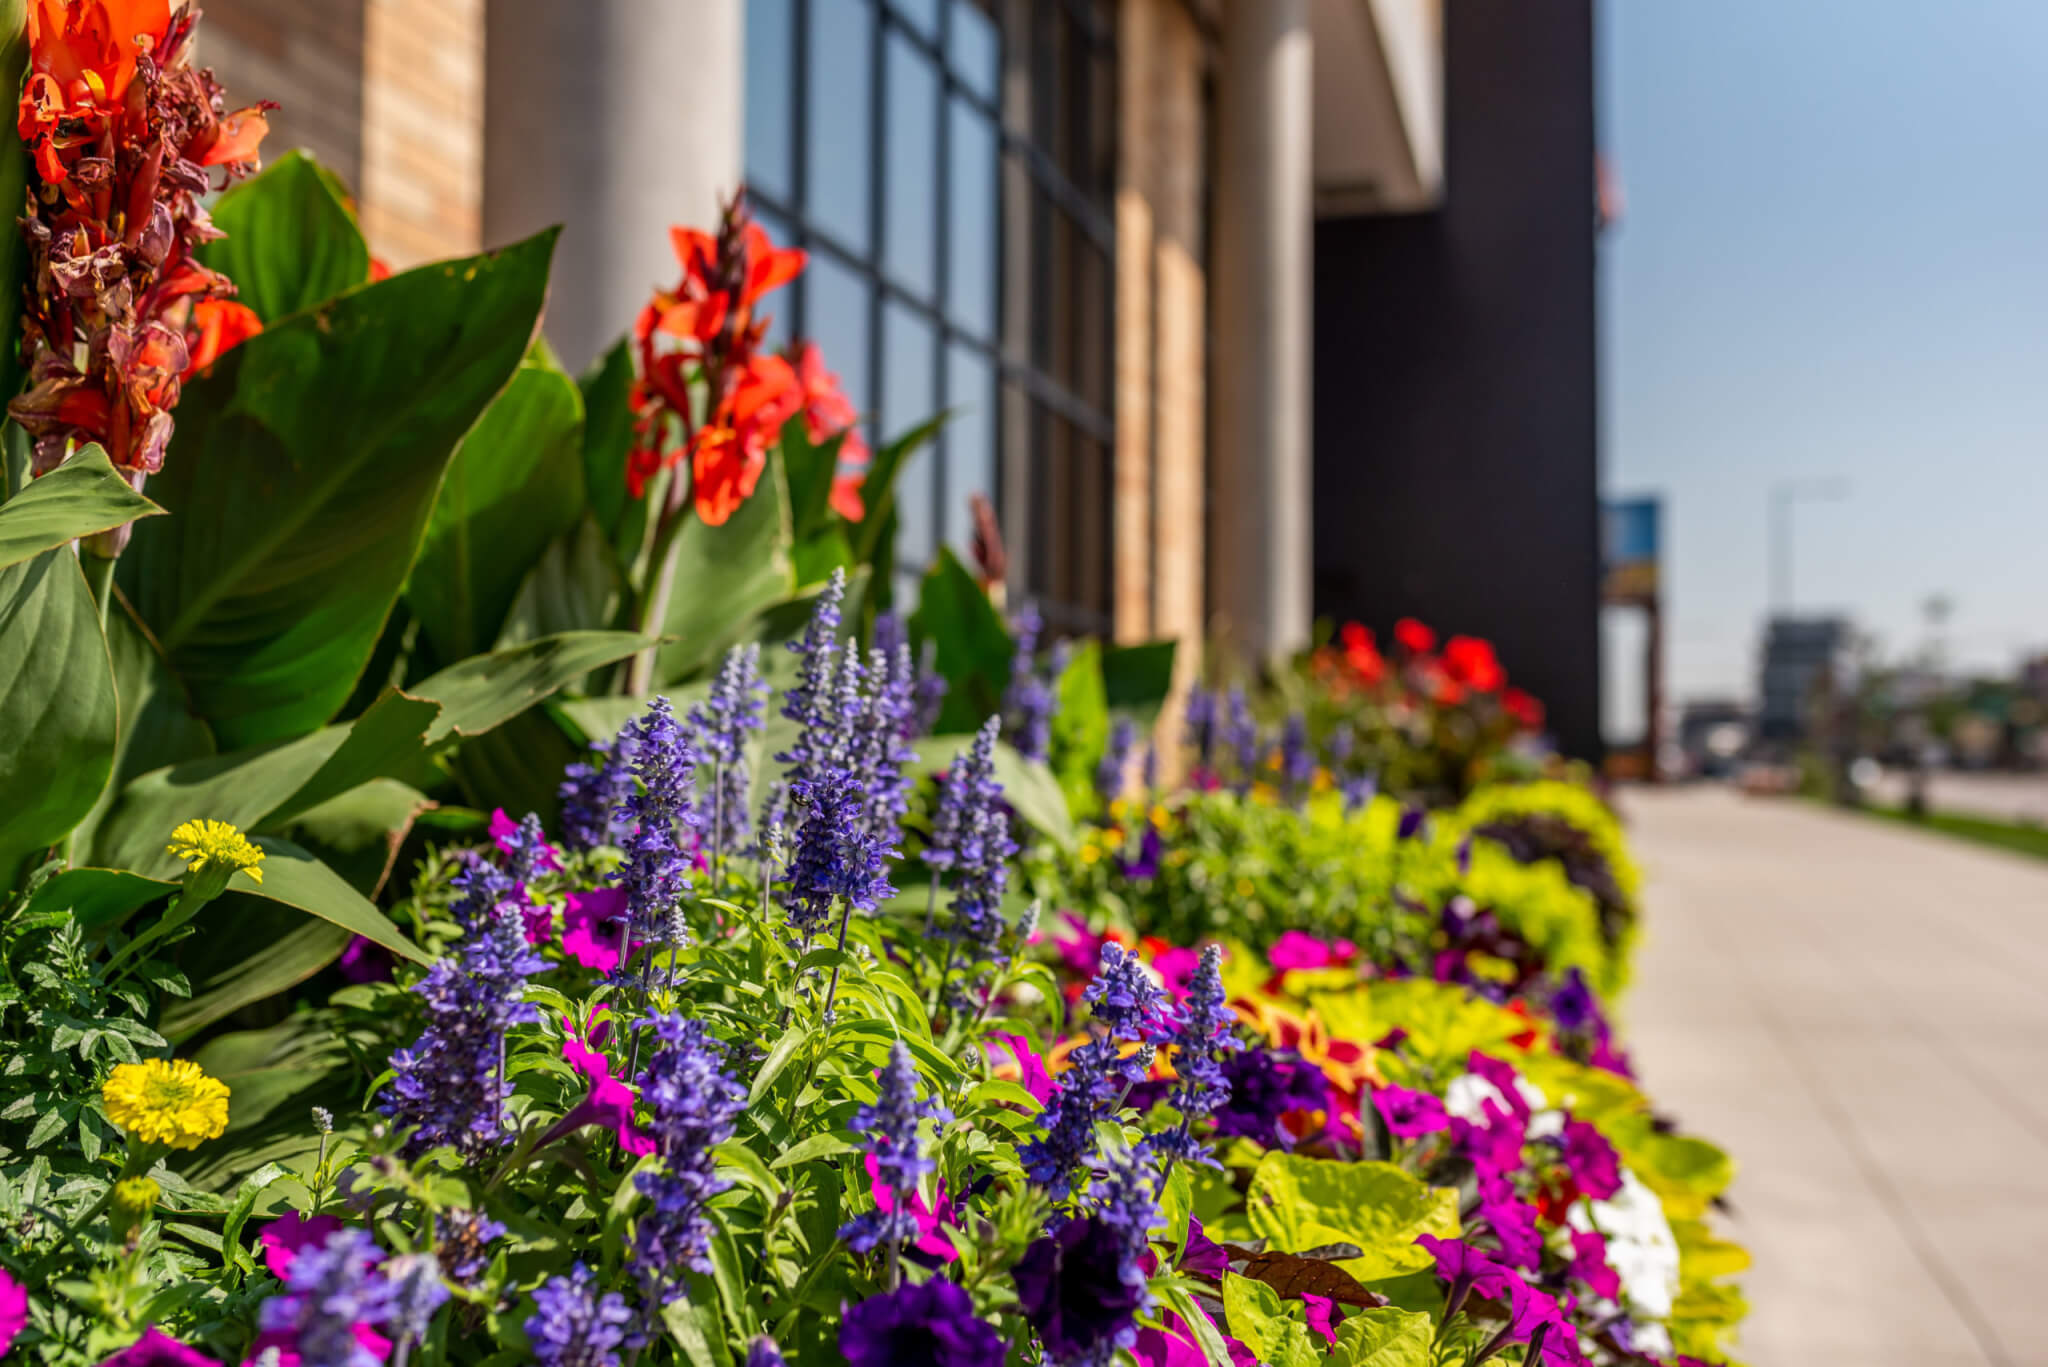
[1310, 0, 1443, 216]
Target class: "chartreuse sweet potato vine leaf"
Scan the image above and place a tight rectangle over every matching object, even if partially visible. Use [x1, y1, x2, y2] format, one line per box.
[1330, 1308, 1436, 1367]
[0, 445, 164, 572]
[195, 149, 372, 322]
[87, 630, 651, 877]
[0, 549, 117, 884]
[118, 228, 559, 750]
[1223, 1274, 1325, 1367]
[1246, 1153, 1460, 1281]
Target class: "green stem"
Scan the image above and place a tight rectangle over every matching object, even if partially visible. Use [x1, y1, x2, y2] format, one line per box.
[623, 477, 693, 696]
[80, 548, 116, 630]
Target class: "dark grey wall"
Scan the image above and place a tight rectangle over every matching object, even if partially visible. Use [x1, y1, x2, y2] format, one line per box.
[1312, 0, 1603, 759]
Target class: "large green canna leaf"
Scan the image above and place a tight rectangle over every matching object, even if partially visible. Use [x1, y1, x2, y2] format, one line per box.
[119, 229, 558, 749]
[656, 450, 798, 683]
[195, 150, 372, 322]
[88, 730, 344, 879]
[579, 339, 642, 567]
[850, 413, 946, 566]
[0, 549, 118, 884]
[1049, 639, 1110, 812]
[408, 356, 586, 665]
[0, 445, 163, 572]
[909, 546, 1013, 734]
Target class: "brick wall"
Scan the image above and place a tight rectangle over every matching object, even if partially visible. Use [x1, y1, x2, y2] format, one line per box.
[198, 0, 483, 270]
[1117, 0, 1209, 758]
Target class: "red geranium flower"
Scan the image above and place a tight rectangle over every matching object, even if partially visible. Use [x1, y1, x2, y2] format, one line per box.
[1502, 687, 1545, 731]
[1338, 621, 1387, 686]
[1394, 618, 1436, 654]
[1442, 635, 1505, 693]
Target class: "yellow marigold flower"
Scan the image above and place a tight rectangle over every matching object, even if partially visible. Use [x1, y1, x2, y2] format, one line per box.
[166, 818, 264, 885]
[113, 1176, 161, 1213]
[102, 1059, 231, 1150]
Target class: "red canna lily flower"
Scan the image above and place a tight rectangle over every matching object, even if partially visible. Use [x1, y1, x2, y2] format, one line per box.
[688, 352, 802, 524]
[1502, 687, 1545, 731]
[182, 298, 262, 377]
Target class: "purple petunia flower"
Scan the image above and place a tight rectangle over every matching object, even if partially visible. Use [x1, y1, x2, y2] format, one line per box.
[1567, 1226, 1621, 1300]
[1016, 1151, 1160, 1367]
[839, 1278, 1004, 1367]
[1371, 1084, 1449, 1140]
[1559, 1119, 1623, 1201]
[1476, 1173, 1544, 1271]
[526, 1261, 635, 1367]
[1209, 1046, 1331, 1150]
[629, 1014, 747, 1303]
[1396, 804, 1427, 841]
[1549, 967, 1599, 1035]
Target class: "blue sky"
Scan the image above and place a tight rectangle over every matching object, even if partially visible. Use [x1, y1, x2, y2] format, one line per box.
[1598, 0, 2048, 713]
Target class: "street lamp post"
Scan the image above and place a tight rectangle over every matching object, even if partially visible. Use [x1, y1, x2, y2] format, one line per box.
[1768, 477, 1851, 614]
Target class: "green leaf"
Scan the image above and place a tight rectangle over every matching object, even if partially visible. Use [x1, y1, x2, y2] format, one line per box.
[1245, 1154, 1459, 1281]
[447, 709, 585, 831]
[87, 730, 345, 878]
[498, 516, 624, 651]
[1222, 1273, 1324, 1367]
[578, 340, 641, 567]
[408, 356, 586, 664]
[119, 229, 559, 749]
[850, 413, 946, 566]
[911, 734, 1075, 849]
[1102, 638, 1181, 720]
[0, 549, 117, 883]
[779, 420, 845, 543]
[0, 0, 29, 409]
[160, 898, 353, 1040]
[0, 445, 164, 571]
[1049, 639, 1109, 811]
[1330, 1309, 1436, 1367]
[246, 836, 427, 964]
[196, 150, 372, 321]
[656, 450, 797, 683]
[791, 527, 855, 585]
[909, 546, 1013, 733]
[20, 867, 176, 931]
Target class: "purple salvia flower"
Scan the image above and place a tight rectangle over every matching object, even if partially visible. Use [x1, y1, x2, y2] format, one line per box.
[1342, 770, 1379, 814]
[1095, 717, 1136, 803]
[1146, 944, 1240, 1164]
[611, 697, 700, 947]
[690, 644, 768, 860]
[435, 1208, 506, 1284]
[911, 638, 947, 737]
[839, 1042, 951, 1254]
[559, 734, 637, 851]
[853, 642, 918, 845]
[256, 1227, 396, 1367]
[526, 1261, 635, 1367]
[782, 764, 897, 942]
[778, 567, 848, 777]
[745, 1339, 790, 1367]
[925, 718, 1002, 875]
[384, 858, 544, 1159]
[383, 1253, 451, 1354]
[1002, 603, 1060, 762]
[1082, 943, 1168, 1041]
[1182, 687, 1217, 769]
[1280, 714, 1313, 803]
[946, 803, 1017, 962]
[631, 1013, 747, 1303]
[1221, 687, 1257, 790]
[1327, 721, 1355, 769]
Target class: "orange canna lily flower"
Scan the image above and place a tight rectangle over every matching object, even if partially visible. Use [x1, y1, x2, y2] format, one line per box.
[183, 298, 262, 378]
[26, 0, 171, 110]
[198, 104, 270, 167]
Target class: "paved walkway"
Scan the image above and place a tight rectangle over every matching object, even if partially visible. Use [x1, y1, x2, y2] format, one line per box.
[1620, 786, 2048, 1367]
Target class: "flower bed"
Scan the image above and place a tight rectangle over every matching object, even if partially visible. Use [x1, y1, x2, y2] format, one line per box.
[0, 6, 1742, 1364]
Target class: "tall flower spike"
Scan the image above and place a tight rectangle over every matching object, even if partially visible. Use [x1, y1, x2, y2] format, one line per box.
[611, 698, 701, 948]
[690, 643, 768, 859]
[1222, 687, 1257, 790]
[1002, 604, 1060, 762]
[839, 1042, 952, 1254]
[383, 857, 545, 1158]
[560, 733, 637, 851]
[852, 642, 918, 846]
[1280, 714, 1314, 804]
[779, 568, 847, 775]
[527, 1261, 635, 1367]
[911, 638, 948, 737]
[630, 1014, 747, 1303]
[1095, 718, 1137, 803]
[254, 1227, 397, 1367]
[1147, 944, 1241, 1164]
[1183, 688, 1217, 769]
[1082, 942, 1169, 1041]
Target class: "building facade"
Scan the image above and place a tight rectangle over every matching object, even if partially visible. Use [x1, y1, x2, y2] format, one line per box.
[198, 0, 1603, 753]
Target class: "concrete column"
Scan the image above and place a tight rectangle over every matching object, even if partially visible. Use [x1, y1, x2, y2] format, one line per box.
[481, 0, 742, 374]
[1211, 0, 1314, 659]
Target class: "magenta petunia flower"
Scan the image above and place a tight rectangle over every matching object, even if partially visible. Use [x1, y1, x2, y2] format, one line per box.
[1371, 1084, 1449, 1139]
[1568, 1227, 1621, 1300]
[0, 1270, 26, 1359]
[543, 1011, 652, 1156]
[1301, 1292, 1342, 1344]
[1266, 930, 1355, 974]
[1559, 1119, 1622, 1201]
[863, 1153, 957, 1264]
[258, 1211, 342, 1281]
[989, 1033, 1056, 1105]
[559, 888, 633, 972]
[1451, 1098, 1528, 1177]
[1476, 1174, 1544, 1271]
[1466, 1052, 1532, 1122]
[97, 1326, 222, 1366]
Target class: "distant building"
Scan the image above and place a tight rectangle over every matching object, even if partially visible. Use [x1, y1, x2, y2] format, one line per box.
[1757, 617, 1851, 744]
[1676, 699, 1750, 778]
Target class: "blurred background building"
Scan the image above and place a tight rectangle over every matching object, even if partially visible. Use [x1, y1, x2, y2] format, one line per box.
[195, 0, 1608, 757]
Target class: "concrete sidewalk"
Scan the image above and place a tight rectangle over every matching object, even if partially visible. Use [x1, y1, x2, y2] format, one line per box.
[1619, 786, 2048, 1367]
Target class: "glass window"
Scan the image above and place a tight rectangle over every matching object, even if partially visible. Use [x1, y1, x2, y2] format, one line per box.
[743, 0, 1117, 629]
[883, 29, 939, 298]
[744, 0, 795, 204]
[805, 0, 875, 255]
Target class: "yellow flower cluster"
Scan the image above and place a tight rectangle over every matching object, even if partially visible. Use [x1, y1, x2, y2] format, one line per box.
[166, 818, 265, 884]
[101, 1059, 231, 1150]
